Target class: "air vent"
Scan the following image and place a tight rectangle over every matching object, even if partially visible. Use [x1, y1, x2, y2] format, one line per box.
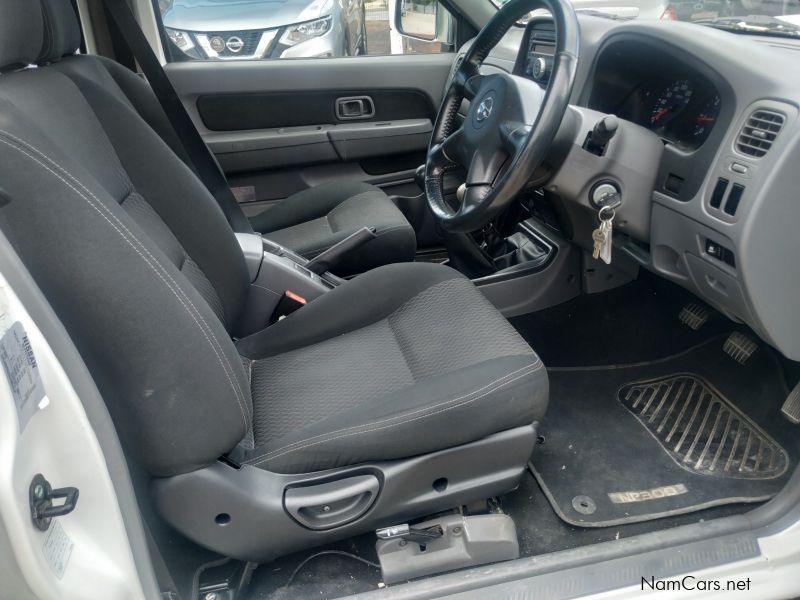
[736, 109, 785, 157]
[530, 22, 556, 44]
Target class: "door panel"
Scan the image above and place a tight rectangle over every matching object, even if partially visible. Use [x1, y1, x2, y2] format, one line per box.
[166, 54, 453, 208]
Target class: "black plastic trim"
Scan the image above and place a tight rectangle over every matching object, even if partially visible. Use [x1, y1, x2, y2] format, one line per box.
[197, 89, 435, 132]
[152, 424, 538, 562]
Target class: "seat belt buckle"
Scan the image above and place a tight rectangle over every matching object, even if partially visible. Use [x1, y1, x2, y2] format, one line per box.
[269, 291, 307, 324]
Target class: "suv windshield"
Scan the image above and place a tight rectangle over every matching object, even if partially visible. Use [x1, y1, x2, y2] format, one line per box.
[492, 0, 800, 37]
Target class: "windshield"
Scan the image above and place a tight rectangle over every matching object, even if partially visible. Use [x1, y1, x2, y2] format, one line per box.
[491, 0, 800, 35]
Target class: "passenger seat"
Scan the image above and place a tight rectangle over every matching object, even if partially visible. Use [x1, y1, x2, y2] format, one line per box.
[37, 0, 416, 276]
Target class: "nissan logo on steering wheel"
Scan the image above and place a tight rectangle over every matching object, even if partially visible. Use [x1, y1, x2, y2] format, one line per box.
[476, 96, 494, 122]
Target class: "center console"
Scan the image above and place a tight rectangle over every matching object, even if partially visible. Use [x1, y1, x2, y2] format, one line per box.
[236, 233, 343, 333]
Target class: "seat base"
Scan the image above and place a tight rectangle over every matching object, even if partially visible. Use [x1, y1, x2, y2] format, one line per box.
[152, 423, 538, 562]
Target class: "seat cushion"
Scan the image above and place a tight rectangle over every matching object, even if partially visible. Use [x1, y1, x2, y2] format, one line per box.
[236, 263, 547, 473]
[253, 181, 417, 275]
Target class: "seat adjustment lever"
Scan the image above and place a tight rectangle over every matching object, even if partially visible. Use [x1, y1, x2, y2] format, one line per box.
[376, 523, 444, 545]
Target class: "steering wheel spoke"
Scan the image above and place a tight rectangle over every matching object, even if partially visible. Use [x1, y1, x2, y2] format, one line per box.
[463, 75, 485, 101]
[440, 126, 466, 165]
[466, 145, 506, 187]
[499, 121, 532, 156]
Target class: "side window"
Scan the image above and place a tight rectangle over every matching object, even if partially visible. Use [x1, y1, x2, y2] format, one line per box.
[155, 0, 455, 62]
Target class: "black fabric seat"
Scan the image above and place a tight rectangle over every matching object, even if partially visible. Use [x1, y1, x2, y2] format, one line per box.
[0, 0, 548, 560]
[236, 262, 546, 473]
[37, 0, 416, 276]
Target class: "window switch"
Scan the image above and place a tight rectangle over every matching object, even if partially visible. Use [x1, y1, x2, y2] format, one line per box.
[705, 239, 736, 268]
[705, 239, 723, 260]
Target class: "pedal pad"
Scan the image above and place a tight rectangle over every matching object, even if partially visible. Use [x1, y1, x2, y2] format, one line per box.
[722, 332, 758, 364]
[781, 383, 800, 425]
[678, 303, 709, 330]
[376, 514, 519, 584]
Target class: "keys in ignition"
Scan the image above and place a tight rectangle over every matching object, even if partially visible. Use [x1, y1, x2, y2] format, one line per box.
[591, 206, 615, 264]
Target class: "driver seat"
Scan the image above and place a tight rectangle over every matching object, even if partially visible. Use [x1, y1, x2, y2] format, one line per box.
[36, 0, 417, 276]
[0, 0, 548, 561]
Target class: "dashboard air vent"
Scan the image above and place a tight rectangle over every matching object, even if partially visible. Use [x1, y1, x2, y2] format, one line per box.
[736, 109, 785, 157]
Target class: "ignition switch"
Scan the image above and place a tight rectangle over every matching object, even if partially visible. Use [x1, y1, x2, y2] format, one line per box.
[590, 181, 622, 210]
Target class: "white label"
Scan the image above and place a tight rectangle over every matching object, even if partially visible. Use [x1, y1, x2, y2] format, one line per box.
[608, 483, 689, 504]
[0, 321, 46, 431]
[42, 520, 73, 579]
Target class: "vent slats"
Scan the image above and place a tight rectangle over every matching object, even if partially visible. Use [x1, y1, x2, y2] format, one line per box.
[736, 109, 785, 158]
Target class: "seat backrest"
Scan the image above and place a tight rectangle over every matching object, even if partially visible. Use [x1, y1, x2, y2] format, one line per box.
[38, 0, 193, 169]
[0, 0, 254, 476]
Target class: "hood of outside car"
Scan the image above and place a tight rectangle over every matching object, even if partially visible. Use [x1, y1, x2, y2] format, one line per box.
[162, 0, 333, 32]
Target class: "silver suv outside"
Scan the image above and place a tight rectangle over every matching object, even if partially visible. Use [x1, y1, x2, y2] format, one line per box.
[158, 0, 367, 60]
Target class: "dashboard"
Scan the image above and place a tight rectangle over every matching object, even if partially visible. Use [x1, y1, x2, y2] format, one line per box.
[518, 26, 722, 152]
[476, 16, 800, 360]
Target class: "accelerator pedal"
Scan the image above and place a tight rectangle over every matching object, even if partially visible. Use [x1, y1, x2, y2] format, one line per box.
[723, 332, 758, 365]
[678, 303, 709, 330]
[781, 382, 800, 425]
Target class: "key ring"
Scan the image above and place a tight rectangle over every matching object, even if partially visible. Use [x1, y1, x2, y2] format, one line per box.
[598, 206, 615, 222]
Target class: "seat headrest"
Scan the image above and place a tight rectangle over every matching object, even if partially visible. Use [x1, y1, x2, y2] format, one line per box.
[0, 0, 44, 72]
[38, 0, 82, 64]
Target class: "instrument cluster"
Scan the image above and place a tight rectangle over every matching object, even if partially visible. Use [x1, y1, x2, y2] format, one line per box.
[586, 40, 724, 152]
[615, 77, 721, 149]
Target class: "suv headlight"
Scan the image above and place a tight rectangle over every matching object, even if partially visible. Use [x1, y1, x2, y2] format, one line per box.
[279, 16, 332, 46]
[165, 28, 195, 52]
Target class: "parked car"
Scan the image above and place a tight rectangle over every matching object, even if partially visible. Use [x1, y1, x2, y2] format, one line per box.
[158, 0, 367, 60]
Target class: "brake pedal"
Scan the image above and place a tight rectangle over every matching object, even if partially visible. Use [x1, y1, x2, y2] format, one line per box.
[679, 303, 709, 331]
[781, 382, 800, 425]
[723, 332, 757, 365]
[376, 514, 519, 584]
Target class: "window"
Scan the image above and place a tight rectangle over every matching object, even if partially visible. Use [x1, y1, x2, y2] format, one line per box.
[155, 0, 455, 62]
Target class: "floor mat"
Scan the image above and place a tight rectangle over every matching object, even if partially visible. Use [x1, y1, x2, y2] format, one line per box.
[531, 336, 798, 527]
[502, 468, 751, 558]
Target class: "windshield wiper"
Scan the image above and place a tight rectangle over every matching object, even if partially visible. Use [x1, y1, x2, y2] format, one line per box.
[694, 15, 800, 38]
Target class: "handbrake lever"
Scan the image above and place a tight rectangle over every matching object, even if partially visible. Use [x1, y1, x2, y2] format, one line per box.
[305, 226, 377, 275]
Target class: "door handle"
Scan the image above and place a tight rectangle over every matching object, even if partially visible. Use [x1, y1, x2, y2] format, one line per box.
[336, 96, 375, 120]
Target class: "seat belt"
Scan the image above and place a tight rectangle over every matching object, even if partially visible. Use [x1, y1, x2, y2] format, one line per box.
[100, 0, 255, 235]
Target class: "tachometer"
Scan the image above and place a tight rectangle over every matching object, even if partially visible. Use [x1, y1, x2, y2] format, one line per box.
[693, 95, 721, 144]
[650, 80, 693, 127]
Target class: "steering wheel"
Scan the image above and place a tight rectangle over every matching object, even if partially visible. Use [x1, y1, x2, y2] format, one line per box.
[425, 0, 580, 233]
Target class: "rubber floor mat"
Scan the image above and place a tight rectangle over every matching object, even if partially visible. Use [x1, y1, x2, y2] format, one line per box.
[531, 336, 798, 527]
[619, 375, 788, 479]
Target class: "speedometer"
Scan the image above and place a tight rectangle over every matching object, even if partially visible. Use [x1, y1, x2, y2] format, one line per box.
[650, 80, 693, 127]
